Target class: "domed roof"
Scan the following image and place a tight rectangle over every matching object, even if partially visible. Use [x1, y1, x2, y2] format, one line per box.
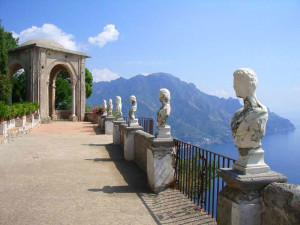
[20, 39, 65, 49]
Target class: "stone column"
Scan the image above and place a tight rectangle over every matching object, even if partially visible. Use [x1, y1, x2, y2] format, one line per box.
[51, 84, 57, 120]
[147, 138, 175, 193]
[69, 83, 78, 122]
[104, 116, 114, 134]
[113, 120, 126, 145]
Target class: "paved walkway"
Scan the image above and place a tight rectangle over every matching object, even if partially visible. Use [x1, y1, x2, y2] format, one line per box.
[0, 121, 216, 225]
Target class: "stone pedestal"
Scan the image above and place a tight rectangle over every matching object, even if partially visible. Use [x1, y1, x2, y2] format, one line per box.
[69, 114, 78, 122]
[15, 116, 26, 127]
[0, 121, 7, 136]
[26, 114, 35, 128]
[123, 125, 143, 161]
[100, 115, 107, 131]
[51, 114, 57, 120]
[104, 116, 114, 134]
[147, 138, 175, 193]
[217, 168, 287, 225]
[156, 125, 171, 138]
[129, 118, 139, 127]
[113, 120, 126, 145]
[232, 148, 270, 174]
[97, 115, 102, 127]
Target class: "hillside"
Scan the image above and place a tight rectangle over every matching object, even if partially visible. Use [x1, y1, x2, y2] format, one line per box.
[87, 73, 295, 144]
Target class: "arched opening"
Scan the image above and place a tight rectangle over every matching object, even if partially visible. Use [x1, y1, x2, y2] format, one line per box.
[48, 64, 74, 120]
[9, 64, 28, 104]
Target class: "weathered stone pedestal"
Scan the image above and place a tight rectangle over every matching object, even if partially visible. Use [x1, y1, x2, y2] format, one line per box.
[26, 114, 35, 128]
[217, 168, 287, 225]
[123, 125, 143, 161]
[156, 125, 171, 138]
[147, 137, 175, 193]
[97, 115, 101, 127]
[129, 118, 139, 127]
[113, 120, 126, 145]
[0, 121, 7, 136]
[100, 115, 107, 131]
[232, 148, 270, 174]
[69, 114, 78, 122]
[104, 116, 114, 134]
[51, 114, 57, 120]
[15, 116, 26, 127]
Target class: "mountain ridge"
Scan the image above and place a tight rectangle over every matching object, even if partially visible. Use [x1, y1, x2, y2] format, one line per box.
[87, 72, 295, 145]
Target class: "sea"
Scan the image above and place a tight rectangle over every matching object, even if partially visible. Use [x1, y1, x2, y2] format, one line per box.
[203, 125, 300, 185]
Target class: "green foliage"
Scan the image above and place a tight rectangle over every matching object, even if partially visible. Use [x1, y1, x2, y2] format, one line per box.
[0, 23, 18, 75]
[12, 71, 26, 103]
[0, 73, 11, 104]
[176, 150, 218, 200]
[0, 102, 39, 120]
[55, 77, 71, 110]
[85, 104, 93, 112]
[0, 24, 19, 104]
[0, 101, 10, 121]
[85, 68, 93, 98]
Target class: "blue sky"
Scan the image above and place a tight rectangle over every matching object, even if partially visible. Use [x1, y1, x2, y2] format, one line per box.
[1, 0, 300, 125]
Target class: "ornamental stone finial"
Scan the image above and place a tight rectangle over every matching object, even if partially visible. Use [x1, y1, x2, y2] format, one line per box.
[231, 68, 270, 174]
[129, 95, 138, 126]
[102, 100, 107, 116]
[115, 96, 123, 120]
[156, 88, 171, 138]
[108, 99, 113, 116]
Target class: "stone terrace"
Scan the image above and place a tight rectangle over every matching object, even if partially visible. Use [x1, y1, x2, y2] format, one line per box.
[0, 121, 216, 225]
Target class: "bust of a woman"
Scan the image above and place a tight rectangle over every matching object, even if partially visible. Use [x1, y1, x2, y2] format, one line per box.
[129, 95, 137, 120]
[157, 88, 171, 127]
[115, 96, 123, 118]
[102, 100, 107, 116]
[108, 99, 113, 116]
[231, 68, 268, 149]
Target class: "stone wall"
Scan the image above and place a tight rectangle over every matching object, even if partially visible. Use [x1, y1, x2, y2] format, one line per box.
[55, 110, 72, 120]
[134, 130, 155, 173]
[84, 113, 98, 124]
[261, 182, 300, 225]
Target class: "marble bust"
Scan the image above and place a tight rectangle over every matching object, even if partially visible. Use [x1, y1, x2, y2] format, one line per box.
[108, 99, 113, 116]
[102, 100, 107, 116]
[115, 96, 123, 120]
[156, 88, 171, 138]
[231, 68, 270, 174]
[231, 68, 268, 149]
[129, 95, 138, 126]
[157, 88, 171, 127]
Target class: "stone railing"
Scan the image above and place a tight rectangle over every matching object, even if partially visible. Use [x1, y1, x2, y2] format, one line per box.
[134, 130, 154, 173]
[55, 110, 72, 120]
[0, 113, 40, 145]
[98, 70, 300, 224]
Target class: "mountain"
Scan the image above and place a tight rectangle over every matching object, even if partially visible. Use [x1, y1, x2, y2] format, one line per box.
[87, 73, 295, 145]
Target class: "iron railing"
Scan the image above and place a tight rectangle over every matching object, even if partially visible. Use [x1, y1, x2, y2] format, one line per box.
[174, 139, 235, 218]
[123, 117, 154, 135]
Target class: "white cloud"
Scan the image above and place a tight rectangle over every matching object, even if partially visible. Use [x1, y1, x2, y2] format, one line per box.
[88, 24, 119, 48]
[209, 89, 235, 99]
[92, 68, 120, 82]
[141, 73, 150, 76]
[13, 24, 78, 50]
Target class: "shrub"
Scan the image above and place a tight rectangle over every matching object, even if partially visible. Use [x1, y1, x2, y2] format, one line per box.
[0, 101, 10, 122]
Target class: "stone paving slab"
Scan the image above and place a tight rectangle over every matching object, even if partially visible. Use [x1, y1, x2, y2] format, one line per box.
[0, 121, 217, 225]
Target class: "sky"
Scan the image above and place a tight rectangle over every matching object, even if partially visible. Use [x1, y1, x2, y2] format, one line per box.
[1, 0, 300, 125]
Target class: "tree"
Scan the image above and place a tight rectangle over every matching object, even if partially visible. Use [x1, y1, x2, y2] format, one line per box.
[85, 68, 93, 98]
[11, 71, 26, 103]
[55, 76, 72, 110]
[0, 23, 18, 103]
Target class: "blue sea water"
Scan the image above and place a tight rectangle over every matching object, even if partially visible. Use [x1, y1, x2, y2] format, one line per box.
[203, 127, 300, 185]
